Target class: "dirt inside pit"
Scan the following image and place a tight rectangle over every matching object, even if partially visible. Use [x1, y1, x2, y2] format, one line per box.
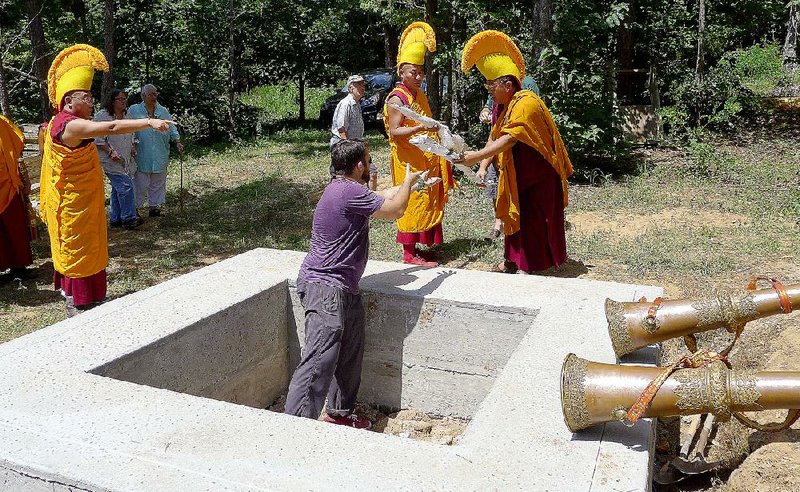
[267, 395, 468, 446]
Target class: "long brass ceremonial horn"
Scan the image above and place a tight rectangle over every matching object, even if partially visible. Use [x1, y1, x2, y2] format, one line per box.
[606, 279, 798, 357]
[560, 353, 800, 432]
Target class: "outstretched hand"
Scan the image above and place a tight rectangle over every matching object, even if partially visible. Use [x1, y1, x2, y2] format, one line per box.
[403, 163, 425, 185]
[476, 167, 487, 183]
[149, 119, 175, 132]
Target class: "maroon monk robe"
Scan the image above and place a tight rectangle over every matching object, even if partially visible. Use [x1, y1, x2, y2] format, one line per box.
[504, 142, 568, 272]
[0, 193, 33, 271]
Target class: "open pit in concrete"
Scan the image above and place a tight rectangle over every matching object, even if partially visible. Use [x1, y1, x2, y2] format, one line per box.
[0, 248, 661, 491]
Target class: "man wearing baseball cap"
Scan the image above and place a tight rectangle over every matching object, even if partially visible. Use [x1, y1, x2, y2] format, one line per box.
[330, 75, 376, 190]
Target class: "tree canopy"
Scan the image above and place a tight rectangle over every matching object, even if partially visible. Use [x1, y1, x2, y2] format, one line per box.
[1, 0, 797, 165]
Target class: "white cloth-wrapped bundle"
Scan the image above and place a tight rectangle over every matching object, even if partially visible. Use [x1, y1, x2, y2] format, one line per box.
[409, 135, 461, 162]
[388, 103, 465, 155]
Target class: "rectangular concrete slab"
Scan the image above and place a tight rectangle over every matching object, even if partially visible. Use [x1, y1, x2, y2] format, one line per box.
[0, 248, 662, 491]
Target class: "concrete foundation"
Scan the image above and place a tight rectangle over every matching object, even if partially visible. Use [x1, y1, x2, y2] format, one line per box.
[0, 248, 661, 491]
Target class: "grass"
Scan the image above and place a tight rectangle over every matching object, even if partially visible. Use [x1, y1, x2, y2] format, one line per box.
[240, 83, 336, 123]
[566, 134, 799, 296]
[2, 101, 798, 344]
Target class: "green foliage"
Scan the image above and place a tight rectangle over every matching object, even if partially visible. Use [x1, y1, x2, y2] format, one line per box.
[733, 44, 793, 96]
[2, 0, 798, 163]
[240, 84, 333, 123]
[658, 42, 797, 138]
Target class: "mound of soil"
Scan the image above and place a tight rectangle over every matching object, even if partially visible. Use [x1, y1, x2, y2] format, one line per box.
[267, 395, 468, 445]
[724, 442, 800, 492]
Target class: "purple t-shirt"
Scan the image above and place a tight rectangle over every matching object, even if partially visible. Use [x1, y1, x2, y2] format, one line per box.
[298, 178, 385, 293]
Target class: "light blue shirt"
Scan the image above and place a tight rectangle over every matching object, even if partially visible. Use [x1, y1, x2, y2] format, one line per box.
[128, 102, 180, 174]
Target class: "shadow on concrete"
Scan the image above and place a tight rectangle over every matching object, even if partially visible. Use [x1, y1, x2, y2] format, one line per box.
[347, 267, 456, 413]
[571, 421, 650, 453]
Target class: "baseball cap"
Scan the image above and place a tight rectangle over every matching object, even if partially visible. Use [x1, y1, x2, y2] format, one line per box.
[347, 75, 365, 86]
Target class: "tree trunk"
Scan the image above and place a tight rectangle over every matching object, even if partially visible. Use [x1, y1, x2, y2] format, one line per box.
[695, 0, 706, 84]
[145, 44, 152, 83]
[424, 0, 439, 119]
[298, 73, 305, 122]
[71, 0, 89, 42]
[532, 0, 553, 56]
[25, 0, 50, 120]
[227, 0, 239, 139]
[101, 0, 116, 103]
[783, 4, 799, 69]
[384, 24, 396, 68]
[0, 57, 11, 117]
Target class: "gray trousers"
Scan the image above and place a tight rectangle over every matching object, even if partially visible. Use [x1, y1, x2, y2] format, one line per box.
[284, 280, 366, 419]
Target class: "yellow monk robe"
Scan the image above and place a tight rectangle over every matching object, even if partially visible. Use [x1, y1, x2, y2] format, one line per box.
[40, 118, 108, 278]
[0, 115, 25, 215]
[492, 90, 573, 235]
[383, 84, 451, 234]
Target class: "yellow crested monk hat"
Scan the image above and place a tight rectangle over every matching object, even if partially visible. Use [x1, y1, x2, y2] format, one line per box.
[397, 22, 436, 67]
[461, 30, 525, 82]
[48, 44, 109, 109]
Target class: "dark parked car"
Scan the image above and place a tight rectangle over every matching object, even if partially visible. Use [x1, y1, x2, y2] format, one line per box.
[319, 69, 395, 132]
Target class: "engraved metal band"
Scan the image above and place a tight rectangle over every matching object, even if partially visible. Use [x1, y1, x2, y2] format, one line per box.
[733, 292, 760, 323]
[707, 361, 732, 421]
[692, 290, 760, 332]
[605, 299, 634, 357]
[730, 369, 761, 408]
[561, 354, 592, 432]
[674, 362, 733, 421]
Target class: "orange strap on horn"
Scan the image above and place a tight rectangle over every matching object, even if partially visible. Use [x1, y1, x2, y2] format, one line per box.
[646, 297, 664, 322]
[622, 349, 728, 427]
[748, 276, 792, 314]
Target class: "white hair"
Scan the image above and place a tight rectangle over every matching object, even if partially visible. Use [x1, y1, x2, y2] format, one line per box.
[142, 84, 158, 97]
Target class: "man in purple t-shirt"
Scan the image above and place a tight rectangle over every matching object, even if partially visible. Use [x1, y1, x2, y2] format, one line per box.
[285, 139, 439, 429]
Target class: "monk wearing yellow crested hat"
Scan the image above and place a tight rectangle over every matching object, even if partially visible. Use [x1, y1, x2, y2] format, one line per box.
[457, 31, 573, 274]
[383, 21, 451, 266]
[0, 115, 34, 279]
[41, 44, 173, 315]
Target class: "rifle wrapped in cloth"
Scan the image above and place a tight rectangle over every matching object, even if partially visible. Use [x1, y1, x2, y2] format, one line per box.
[560, 353, 800, 432]
[606, 278, 798, 357]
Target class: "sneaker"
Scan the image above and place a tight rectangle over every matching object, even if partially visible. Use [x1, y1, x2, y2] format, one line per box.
[148, 208, 161, 217]
[323, 414, 372, 429]
[110, 220, 122, 228]
[122, 217, 145, 230]
[403, 255, 438, 267]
